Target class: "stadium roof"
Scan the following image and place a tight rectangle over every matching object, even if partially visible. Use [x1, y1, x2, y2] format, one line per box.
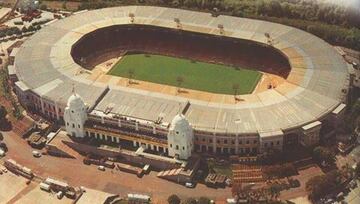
[14, 6, 349, 135]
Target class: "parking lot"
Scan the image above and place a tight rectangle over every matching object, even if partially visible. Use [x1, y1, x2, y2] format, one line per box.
[0, 131, 232, 203]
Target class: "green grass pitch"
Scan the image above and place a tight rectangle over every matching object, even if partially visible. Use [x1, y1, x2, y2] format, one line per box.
[108, 53, 262, 95]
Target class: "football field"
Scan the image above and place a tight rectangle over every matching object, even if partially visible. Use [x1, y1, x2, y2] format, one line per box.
[108, 53, 262, 95]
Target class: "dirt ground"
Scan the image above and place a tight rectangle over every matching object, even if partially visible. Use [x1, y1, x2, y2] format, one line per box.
[1, 131, 232, 203]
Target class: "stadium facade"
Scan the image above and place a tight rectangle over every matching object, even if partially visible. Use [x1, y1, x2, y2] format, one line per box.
[11, 6, 351, 159]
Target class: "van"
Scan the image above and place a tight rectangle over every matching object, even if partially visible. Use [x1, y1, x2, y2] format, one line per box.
[39, 182, 50, 192]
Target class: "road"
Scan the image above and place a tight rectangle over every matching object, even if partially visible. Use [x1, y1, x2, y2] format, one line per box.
[0, 130, 231, 203]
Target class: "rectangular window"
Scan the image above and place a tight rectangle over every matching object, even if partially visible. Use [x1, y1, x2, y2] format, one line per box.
[176, 145, 179, 150]
[224, 139, 228, 144]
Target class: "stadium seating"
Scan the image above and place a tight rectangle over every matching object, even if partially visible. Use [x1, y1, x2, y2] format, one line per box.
[71, 25, 291, 78]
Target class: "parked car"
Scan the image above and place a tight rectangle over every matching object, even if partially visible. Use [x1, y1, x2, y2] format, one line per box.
[349, 180, 357, 189]
[56, 191, 64, 199]
[185, 182, 195, 188]
[98, 165, 105, 171]
[0, 142, 7, 152]
[0, 148, 5, 157]
[32, 150, 42, 158]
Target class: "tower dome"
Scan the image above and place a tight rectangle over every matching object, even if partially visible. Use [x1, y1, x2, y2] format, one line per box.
[169, 114, 190, 131]
[64, 91, 88, 138]
[67, 93, 85, 108]
[167, 114, 194, 160]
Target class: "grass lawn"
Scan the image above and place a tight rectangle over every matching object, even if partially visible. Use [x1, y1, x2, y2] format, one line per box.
[108, 53, 262, 95]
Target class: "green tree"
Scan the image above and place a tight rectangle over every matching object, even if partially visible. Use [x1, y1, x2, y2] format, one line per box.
[0, 132, 3, 141]
[168, 194, 181, 204]
[127, 69, 135, 85]
[176, 76, 184, 92]
[182, 198, 197, 204]
[312, 146, 335, 165]
[198, 197, 211, 204]
[0, 106, 7, 122]
[306, 170, 341, 201]
[232, 83, 240, 96]
[355, 162, 360, 178]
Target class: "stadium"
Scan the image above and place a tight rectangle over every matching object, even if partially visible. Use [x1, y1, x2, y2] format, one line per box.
[12, 6, 350, 158]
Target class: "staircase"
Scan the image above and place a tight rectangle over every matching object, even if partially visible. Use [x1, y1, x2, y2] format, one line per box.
[157, 168, 183, 181]
[232, 164, 264, 183]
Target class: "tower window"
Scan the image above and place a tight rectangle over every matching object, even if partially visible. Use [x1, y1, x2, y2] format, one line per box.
[72, 123, 75, 128]
[183, 146, 185, 150]
[170, 144, 172, 148]
[176, 145, 179, 150]
[78, 124, 80, 128]
[176, 131, 179, 134]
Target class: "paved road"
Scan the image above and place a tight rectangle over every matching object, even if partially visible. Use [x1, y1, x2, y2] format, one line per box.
[1, 131, 231, 203]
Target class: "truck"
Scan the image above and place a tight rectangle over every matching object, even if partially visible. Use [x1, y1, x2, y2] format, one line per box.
[128, 193, 150, 203]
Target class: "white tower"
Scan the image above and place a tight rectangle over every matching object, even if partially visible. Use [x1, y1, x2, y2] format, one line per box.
[64, 89, 87, 138]
[167, 114, 194, 160]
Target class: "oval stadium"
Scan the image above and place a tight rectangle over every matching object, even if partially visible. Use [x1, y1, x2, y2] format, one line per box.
[12, 6, 350, 159]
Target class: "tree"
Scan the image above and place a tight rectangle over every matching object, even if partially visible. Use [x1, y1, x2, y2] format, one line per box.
[0, 132, 3, 141]
[168, 194, 181, 204]
[176, 76, 184, 93]
[232, 83, 240, 96]
[0, 106, 7, 122]
[198, 197, 211, 204]
[182, 198, 197, 204]
[306, 170, 341, 201]
[127, 69, 134, 85]
[269, 183, 282, 199]
[355, 162, 360, 178]
[312, 146, 335, 165]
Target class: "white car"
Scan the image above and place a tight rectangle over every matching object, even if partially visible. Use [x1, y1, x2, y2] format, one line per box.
[185, 182, 195, 188]
[0, 148, 5, 157]
[32, 150, 42, 158]
[98, 165, 105, 171]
